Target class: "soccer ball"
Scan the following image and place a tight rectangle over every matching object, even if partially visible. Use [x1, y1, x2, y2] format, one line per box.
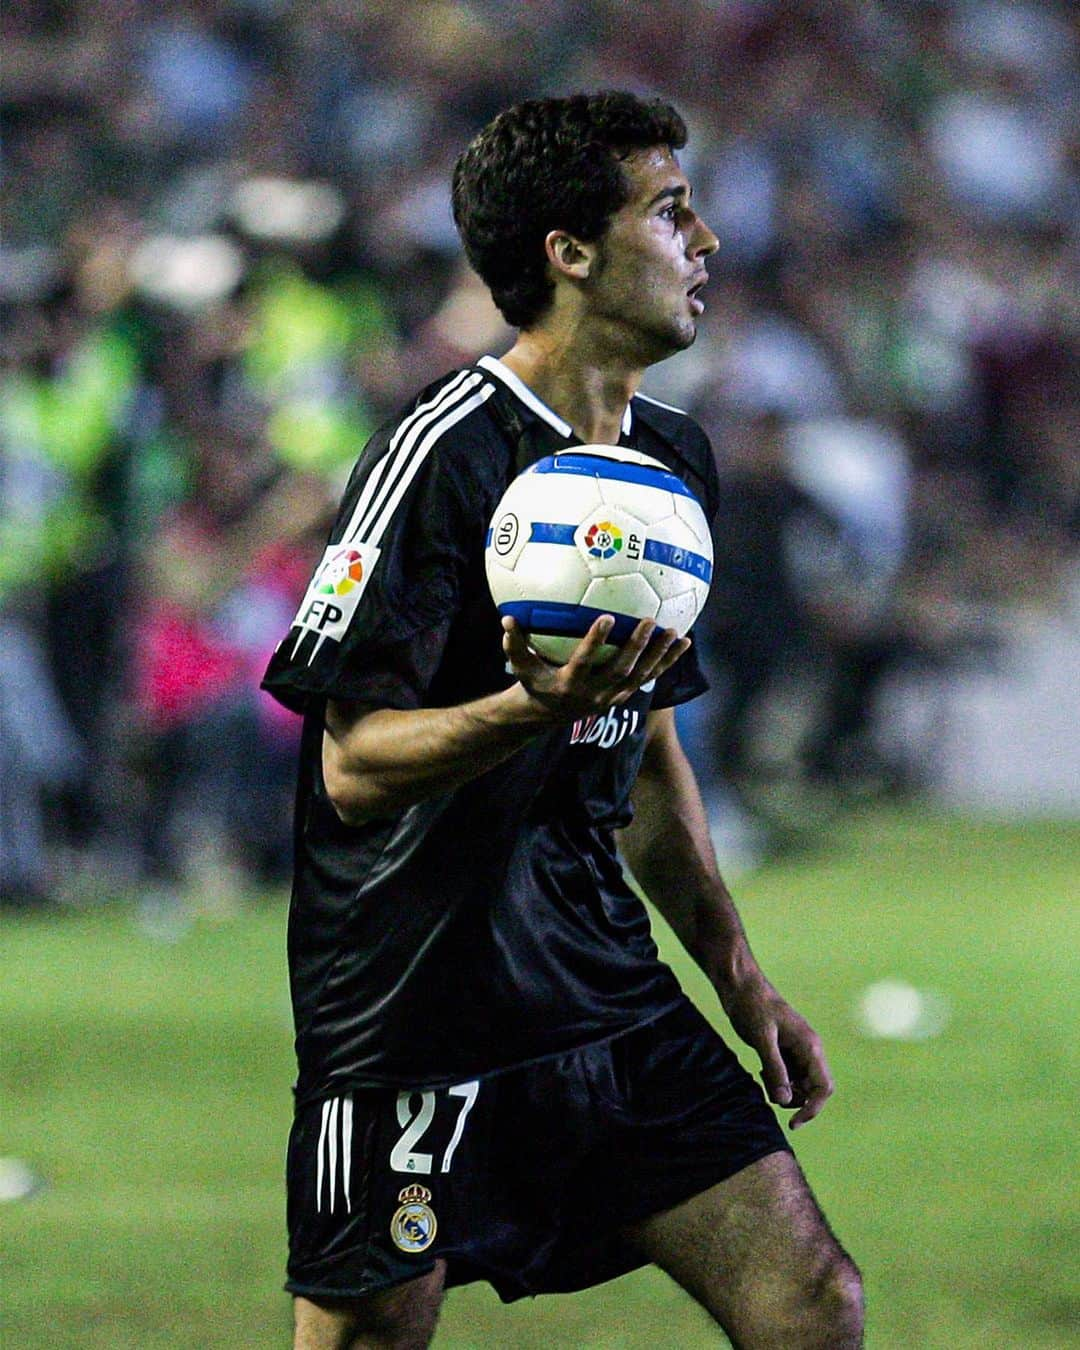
[485, 445, 713, 665]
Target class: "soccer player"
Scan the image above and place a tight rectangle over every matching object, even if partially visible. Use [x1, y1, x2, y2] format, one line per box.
[263, 91, 864, 1349]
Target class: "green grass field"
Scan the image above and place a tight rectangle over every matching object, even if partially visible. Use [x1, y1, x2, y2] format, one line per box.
[2, 807, 1078, 1348]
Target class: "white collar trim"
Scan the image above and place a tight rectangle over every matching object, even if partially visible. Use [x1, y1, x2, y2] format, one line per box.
[477, 355, 572, 437]
[478, 354, 633, 442]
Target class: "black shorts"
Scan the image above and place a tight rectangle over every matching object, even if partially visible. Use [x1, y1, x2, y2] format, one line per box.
[285, 998, 789, 1303]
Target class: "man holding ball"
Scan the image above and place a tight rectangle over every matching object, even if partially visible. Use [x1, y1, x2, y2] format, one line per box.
[263, 90, 863, 1349]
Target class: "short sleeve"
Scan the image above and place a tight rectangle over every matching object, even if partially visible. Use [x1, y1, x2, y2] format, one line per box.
[262, 430, 486, 715]
[649, 639, 709, 709]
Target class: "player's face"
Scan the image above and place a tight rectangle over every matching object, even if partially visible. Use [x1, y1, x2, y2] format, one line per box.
[586, 147, 718, 364]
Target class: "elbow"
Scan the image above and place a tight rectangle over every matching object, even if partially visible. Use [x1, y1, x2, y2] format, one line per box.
[322, 744, 390, 827]
[325, 782, 372, 828]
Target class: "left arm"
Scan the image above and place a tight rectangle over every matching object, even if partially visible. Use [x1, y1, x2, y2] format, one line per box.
[616, 707, 833, 1129]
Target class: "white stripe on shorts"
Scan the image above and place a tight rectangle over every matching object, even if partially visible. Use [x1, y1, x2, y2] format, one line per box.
[342, 1095, 353, 1214]
[315, 1098, 331, 1214]
[327, 1096, 340, 1214]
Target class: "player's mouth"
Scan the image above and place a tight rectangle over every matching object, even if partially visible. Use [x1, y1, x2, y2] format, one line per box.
[687, 275, 708, 316]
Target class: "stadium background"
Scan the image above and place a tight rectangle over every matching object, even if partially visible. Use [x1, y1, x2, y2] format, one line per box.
[1, 1, 1077, 1345]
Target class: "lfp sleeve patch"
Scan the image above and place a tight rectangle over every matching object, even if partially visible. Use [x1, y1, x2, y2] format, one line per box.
[288, 541, 382, 663]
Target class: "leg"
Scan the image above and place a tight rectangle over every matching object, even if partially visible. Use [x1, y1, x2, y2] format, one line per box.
[293, 1262, 446, 1350]
[623, 1152, 863, 1349]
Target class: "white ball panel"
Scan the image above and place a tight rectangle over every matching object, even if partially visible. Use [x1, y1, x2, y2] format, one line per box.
[673, 492, 712, 548]
[596, 480, 677, 524]
[639, 562, 682, 601]
[641, 509, 713, 601]
[581, 573, 660, 620]
[506, 470, 603, 521]
[491, 564, 543, 605]
[656, 588, 706, 635]
[484, 555, 514, 601]
[510, 545, 591, 602]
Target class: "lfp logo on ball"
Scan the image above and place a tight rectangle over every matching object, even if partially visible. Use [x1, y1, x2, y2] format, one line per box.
[585, 520, 623, 559]
[319, 548, 364, 596]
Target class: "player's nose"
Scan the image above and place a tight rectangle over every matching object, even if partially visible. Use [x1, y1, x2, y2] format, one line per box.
[689, 212, 719, 259]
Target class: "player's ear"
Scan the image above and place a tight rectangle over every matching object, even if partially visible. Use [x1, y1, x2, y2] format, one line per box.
[544, 230, 596, 281]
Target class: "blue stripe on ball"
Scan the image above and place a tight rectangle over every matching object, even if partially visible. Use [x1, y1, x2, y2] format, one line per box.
[527, 522, 577, 545]
[528, 453, 697, 500]
[515, 523, 712, 584]
[644, 538, 713, 583]
[498, 601, 641, 644]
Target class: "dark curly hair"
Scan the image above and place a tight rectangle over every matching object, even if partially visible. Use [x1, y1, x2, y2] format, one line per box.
[452, 91, 687, 330]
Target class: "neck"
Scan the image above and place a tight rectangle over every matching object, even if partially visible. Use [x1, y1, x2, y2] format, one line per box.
[498, 328, 643, 445]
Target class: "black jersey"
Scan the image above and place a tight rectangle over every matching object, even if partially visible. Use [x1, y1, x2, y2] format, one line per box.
[262, 356, 720, 1103]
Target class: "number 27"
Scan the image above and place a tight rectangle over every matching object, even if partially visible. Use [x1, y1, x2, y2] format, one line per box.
[390, 1081, 479, 1175]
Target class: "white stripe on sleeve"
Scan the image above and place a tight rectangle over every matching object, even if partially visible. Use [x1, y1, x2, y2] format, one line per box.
[360, 384, 495, 547]
[342, 370, 481, 546]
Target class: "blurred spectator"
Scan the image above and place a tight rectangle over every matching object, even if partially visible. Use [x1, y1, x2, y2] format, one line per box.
[127, 420, 329, 894]
[697, 412, 834, 781]
[0, 614, 85, 908]
[1, 0, 1077, 896]
[785, 415, 913, 786]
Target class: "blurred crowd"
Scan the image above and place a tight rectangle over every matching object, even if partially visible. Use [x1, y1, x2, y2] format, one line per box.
[2, 0, 1077, 907]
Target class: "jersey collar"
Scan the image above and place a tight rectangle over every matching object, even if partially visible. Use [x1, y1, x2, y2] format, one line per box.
[477, 354, 633, 441]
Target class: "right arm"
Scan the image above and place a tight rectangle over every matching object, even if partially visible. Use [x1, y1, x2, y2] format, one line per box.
[323, 615, 689, 824]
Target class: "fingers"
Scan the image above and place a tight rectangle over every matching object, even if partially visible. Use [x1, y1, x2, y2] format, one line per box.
[757, 1025, 794, 1108]
[563, 614, 617, 671]
[788, 1051, 834, 1131]
[650, 634, 692, 680]
[502, 614, 691, 721]
[501, 617, 544, 673]
[503, 614, 690, 687]
[755, 1019, 835, 1129]
[601, 619, 689, 688]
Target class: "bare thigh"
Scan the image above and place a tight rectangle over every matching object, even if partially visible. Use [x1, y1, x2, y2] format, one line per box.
[623, 1152, 863, 1349]
[293, 1262, 446, 1350]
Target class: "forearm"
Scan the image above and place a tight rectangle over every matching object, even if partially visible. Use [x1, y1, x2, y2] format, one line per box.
[618, 721, 762, 993]
[621, 713, 834, 1126]
[323, 684, 557, 824]
[325, 616, 691, 826]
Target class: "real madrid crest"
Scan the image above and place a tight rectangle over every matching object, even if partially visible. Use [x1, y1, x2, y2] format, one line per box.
[390, 1183, 438, 1253]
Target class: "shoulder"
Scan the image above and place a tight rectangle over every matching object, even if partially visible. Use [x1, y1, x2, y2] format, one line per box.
[630, 393, 718, 517]
[375, 372, 515, 488]
[347, 366, 511, 508]
[382, 367, 503, 460]
[631, 392, 712, 463]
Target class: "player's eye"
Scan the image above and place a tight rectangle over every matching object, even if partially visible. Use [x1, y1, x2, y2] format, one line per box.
[659, 202, 679, 226]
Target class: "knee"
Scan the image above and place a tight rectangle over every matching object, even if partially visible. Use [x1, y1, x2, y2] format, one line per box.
[748, 1250, 863, 1348]
[719, 1247, 864, 1348]
[807, 1252, 864, 1344]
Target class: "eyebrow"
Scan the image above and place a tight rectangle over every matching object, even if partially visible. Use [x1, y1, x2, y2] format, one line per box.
[646, 184, 692, 208]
